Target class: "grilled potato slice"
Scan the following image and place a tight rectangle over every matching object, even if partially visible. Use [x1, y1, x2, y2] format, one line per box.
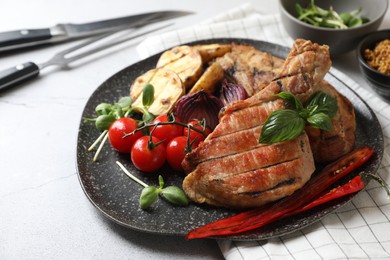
[189, 62, 224, 94]
[156, 45, 192, 67]
[130, 68, 185, 116]
[156, 46, 203, 89]
[193, 44, 232, 63]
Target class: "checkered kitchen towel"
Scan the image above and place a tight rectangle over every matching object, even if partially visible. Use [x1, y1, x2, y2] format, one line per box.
[137, 3, 390, 259]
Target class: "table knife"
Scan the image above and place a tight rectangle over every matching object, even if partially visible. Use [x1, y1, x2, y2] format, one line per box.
[0, 10, 191, 52]
[0, 22, 172, 91]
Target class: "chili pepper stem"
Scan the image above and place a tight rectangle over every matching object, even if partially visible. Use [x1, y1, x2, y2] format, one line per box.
[362, 172, 390, 199]
[116, 161, 149, 188]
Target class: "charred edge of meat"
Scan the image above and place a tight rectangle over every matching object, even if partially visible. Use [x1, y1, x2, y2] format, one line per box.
[300, 139, 306, 151]
[238, 178, 297, 197]
[226, 65, 238, 80]
[276, 80, 283, 88]
[253, 68, 270, 76]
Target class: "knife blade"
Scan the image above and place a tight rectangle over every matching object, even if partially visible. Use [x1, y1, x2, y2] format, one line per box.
[0, 22, 172, 91]
[0, 10, 191, 52]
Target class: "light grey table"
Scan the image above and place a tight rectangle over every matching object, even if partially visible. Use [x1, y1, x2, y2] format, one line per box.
[1, 1, 389, 259]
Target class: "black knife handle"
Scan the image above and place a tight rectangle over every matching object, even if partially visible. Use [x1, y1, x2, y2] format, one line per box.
[0, 29, 51, 52]
[0, 62, 40, 91]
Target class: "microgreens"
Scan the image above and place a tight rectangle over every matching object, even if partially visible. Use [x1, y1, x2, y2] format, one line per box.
[116, 161, 189, 209]
[84, 84, 156, 161]
[295, 0, 369, 29]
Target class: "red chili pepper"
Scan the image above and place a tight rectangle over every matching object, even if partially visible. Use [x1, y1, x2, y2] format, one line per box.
[287, 175, 365, 216]
[186, 146, 374, 240]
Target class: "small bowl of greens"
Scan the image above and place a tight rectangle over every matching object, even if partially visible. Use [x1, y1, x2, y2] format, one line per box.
[279, 0, 388, 56]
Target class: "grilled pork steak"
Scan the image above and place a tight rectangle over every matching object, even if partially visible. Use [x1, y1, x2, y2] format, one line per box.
[216, 44, 284, 96]
[215, 39, 355, 163]
[182, 39, 331, 209]
[307, 80, 356, 163]
[182, 83, 315, 208]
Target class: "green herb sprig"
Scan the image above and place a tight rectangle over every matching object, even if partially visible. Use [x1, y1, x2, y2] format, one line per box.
[259, 91, 337, 144]
[85, 84, 156, 161]
[295, 0, 369, 29]
[116, 161, 189, 209]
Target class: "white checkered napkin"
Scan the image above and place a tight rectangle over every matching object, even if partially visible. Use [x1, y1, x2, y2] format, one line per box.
[136, 3, 292, 59]
[136, 3, 390, 259]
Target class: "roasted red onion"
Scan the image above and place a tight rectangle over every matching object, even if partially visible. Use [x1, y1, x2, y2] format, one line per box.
[173, 90, 223, 130]
[219, 80, 247, 106]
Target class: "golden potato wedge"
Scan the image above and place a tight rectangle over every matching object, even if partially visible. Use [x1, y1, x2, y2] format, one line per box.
[156, 46, 203, 89]
[193, 44, 232, 63]
[189, 62, 224, 94]
[130, 68, 185, 116]
[156, 45, 192, 67]
[130, 69, 158, 101]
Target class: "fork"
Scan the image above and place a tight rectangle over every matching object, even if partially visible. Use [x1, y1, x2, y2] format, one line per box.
[0, 23, 171, 91]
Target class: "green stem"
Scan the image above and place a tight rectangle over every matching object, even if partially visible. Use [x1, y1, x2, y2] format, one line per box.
[362, 172, 390, 200]
[93, 131, 109, 162]
[123, 119, 207, 139]
[88, 130, 108, 152]
[116, 161, 149, 188]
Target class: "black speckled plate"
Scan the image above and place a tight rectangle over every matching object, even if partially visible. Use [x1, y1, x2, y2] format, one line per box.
[76, 38, 384, 241]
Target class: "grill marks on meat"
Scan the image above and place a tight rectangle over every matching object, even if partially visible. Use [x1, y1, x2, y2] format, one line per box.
[280, 39, 331, 84]
[216, 44, 284, 96]
[306, 80, 356, 162]
[182, 39, 351, 209]
[276, 39, 331, 102]
[183, 83, 284, 172]
[183, 133, 314, 208]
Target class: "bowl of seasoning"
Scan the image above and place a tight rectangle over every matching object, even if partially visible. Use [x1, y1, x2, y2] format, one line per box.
[279, 0, 388, 56]
[357, 30, 390, 101]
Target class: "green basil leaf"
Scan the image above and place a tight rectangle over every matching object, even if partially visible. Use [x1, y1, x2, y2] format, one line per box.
[142, 83, 155, 107]
[306, 91, 337, 118]
[95, 114, 116, 131]
[277, 91, 304, 111]
[307, 112, 332, 131]
[259, 110, 305, 144]
[161, 186, 189, 206]
[95, 103, 112, 116]
[117, 96, 133, 108]
[139, 186, 160, 209]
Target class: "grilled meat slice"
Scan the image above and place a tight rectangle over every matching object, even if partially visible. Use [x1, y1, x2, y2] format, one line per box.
[183, 83, 284, 172]
[216, 44, 284, 96]
[183, 133, 314, 208]
[182, 39, 330, 209]
[278, 39, 331, 85]
[275, 39, 332, 102]
[306, 80, 356, 162]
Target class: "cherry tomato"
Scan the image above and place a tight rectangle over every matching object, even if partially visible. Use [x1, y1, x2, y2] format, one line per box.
[108, 117, 142, 153]
[183, 120, 211, 147]
[150, 114, 183, 146]
[166, 136, 191, 171]
[131, 136, 166, 172]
